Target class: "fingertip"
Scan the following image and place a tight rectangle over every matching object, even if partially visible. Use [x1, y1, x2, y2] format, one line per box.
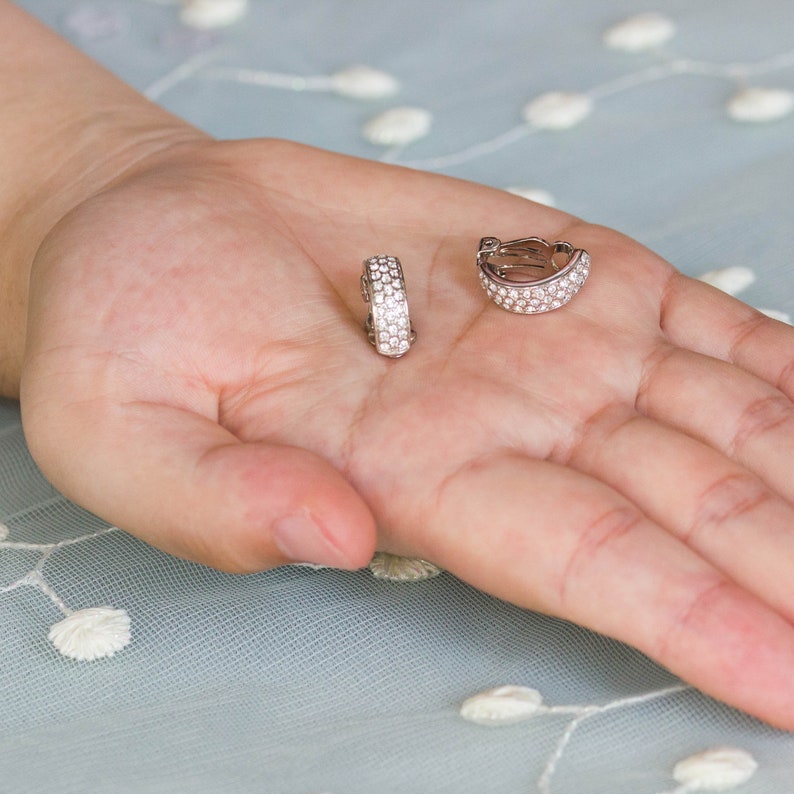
[198, 441, 376, 573]
[272, 509, 373, 571]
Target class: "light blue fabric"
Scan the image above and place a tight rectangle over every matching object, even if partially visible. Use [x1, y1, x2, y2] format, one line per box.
[3, 1, 794, 790]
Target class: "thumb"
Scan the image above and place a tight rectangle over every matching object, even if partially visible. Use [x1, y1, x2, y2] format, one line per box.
[22, 400, 377, 573]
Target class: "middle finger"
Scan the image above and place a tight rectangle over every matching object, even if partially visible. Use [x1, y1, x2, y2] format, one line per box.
[566, 404, 794, 619]
[638, 346, 794, 504]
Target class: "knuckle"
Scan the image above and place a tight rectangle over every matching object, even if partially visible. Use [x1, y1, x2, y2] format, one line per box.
[685, 473, 772, 544]
[654, 577, 728, 666]
[728, 313, 767, 362]
[559, 505, 644, 605]
[732, 395, 793, 455]
[777, 357, 794, 397]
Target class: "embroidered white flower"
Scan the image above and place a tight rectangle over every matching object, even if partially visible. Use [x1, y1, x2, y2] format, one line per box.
[368, 553, 442, 582]
[603, 13, 676, 52]
[48, 607, 131, 661]
[672, 747, 758, 791]
[64, 5, 128, 38]
[757, 307, 791, 324]
[460, 685, 545, 725]
[726, 87, 794, 122]
[697, 266, 755, 295]
[363, 107, 432, 146]
[522, 92, 593, 130]
[505, 186, 556, 207]
[0, 521, 9, 541]
[330, 66, 400, 100]
[179, 0, 248, 30]
[289, 562, 331, 570]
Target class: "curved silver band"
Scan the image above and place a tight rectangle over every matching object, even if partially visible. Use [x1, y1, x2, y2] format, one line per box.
[477, 236, 590, 314]
[360, 255, 416, 357]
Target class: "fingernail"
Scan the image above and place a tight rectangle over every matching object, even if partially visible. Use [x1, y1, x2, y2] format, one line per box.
[273, 512, 352, 568]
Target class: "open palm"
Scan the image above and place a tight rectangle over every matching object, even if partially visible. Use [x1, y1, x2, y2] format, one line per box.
[21, 139, 794, 728]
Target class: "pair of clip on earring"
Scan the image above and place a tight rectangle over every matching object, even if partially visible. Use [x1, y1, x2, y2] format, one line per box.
[359, 238, 591, 358]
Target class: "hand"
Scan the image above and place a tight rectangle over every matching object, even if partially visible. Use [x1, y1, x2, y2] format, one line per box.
[20, 138, 794, 728]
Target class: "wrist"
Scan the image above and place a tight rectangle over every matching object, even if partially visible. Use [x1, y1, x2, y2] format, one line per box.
[0, 1, 208, 397]
[0, 116, 207, 399]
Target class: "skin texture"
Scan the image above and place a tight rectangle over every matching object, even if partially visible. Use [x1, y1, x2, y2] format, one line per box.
[6, 2, 794, 730]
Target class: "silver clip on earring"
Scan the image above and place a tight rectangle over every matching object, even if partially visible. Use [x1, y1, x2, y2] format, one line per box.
[360, 254, 416, 357]
[477, 236, 590, 314]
